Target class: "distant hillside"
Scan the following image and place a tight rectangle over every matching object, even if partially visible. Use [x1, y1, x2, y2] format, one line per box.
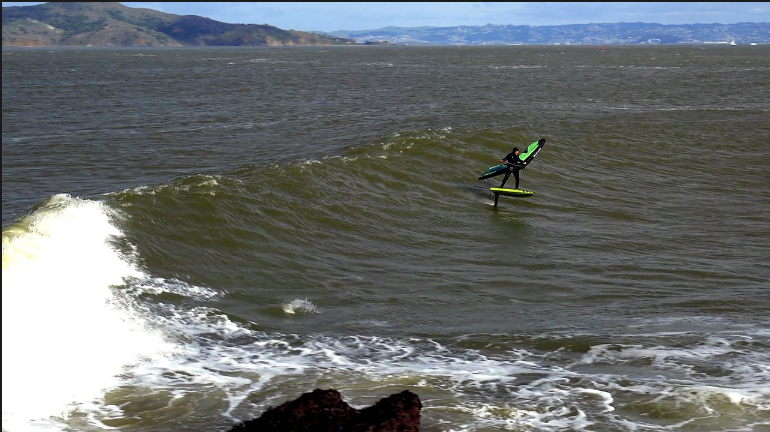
[2, 2, 355, 47]
[4, 3, 768, 48]
[326, 22, 770, 46]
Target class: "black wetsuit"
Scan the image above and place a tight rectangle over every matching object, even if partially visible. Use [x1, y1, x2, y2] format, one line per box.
[499, 152, 525, 189]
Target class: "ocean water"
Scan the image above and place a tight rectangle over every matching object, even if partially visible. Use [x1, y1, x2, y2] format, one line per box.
[2, 45, 769, 432]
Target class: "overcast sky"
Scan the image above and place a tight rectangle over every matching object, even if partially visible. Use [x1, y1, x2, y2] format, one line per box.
[3, 2, 769, 32]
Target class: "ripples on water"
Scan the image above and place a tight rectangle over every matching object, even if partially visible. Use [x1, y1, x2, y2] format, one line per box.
[3, 46, 769, 431]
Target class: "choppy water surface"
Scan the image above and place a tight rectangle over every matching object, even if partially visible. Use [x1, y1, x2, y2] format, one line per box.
[3, 45, 769, 431]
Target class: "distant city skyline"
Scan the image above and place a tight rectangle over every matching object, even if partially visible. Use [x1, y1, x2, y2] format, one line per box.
[2, 2, 769, 32]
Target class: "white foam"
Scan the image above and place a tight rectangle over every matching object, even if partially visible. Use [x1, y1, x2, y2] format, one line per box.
[282, 298, 319, 314]
[2, 194, 176, 431]
[6, 197, 766, 431]
[578, 388, 615, 412]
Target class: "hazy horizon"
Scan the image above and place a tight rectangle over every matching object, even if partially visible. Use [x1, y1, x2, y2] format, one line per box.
[2, 2, 769, 33]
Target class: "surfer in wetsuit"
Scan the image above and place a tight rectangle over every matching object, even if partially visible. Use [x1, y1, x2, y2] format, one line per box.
[498, 147, 526, 189]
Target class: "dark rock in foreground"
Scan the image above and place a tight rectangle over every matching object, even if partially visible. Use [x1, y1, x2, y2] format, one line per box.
[229, 388, 421, 432]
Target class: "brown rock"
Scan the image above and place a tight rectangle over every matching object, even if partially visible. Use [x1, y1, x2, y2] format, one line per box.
[229, 388, 421, 432]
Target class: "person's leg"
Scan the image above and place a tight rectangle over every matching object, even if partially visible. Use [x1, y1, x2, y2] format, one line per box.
[513, 169, 520, 189]
[500, 170, 511, 188]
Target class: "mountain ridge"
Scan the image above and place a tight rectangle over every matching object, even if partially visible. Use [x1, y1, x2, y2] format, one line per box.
[2, 2, 355, 47]
[3, 2, 769, 47]
[326, 22, 770, 46]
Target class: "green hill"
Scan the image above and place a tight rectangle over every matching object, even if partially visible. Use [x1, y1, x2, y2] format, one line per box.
[2, 2, 355, 47]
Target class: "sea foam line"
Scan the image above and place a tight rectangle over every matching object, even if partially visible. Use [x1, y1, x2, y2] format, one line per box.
[2, 194, 175, 431]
